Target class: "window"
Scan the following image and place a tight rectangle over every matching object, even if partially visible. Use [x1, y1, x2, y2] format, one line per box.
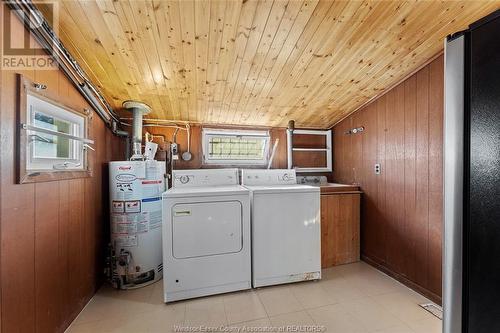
[26, 94, 86, 171]
[16, 74, 94, 183]
[202, 129, 270, 165]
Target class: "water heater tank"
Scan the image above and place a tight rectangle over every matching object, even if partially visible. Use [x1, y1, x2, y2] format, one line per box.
[109, 160, 165, 289]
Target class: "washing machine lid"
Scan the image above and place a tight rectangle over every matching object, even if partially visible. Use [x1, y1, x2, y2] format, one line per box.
[163, 185, 249, 198]
[243, 184, 319, 194]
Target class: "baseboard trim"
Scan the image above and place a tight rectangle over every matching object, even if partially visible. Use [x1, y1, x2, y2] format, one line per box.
[362, 255, 442, 306]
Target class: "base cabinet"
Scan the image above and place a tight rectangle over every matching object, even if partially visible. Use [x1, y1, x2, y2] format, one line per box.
[321, 193, 360, 268]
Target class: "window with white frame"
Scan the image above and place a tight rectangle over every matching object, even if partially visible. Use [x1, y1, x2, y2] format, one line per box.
[202, 128, 270, 165]
[26, 94, 87, 171]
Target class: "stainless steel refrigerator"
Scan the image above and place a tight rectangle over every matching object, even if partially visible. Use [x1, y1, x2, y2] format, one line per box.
[444, 9, 500, 333]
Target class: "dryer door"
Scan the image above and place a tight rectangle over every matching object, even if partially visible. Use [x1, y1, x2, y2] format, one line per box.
[172, 200, 243, 258]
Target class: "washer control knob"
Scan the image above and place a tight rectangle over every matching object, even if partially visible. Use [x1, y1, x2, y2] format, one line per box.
[180, 175, 190, 184]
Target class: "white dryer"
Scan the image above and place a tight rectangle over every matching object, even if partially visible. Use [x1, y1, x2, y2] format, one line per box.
[162, 169, 251, 302]
[242, 169, 321, 288]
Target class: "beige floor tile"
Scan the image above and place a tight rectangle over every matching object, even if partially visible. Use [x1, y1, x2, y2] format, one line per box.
[147, 303, 187, 332]
[230, 317, 272, 329]
[342, 297, 405, 331]
[307, 304, 367, 333]
[406, 316, 442, 333]
[370, 324, 415, 333]
[149, 280, 166, 305]
[289, 280, 337, 309]
[73, 296, 154, 325]
[184, 296, 228, 327]
[320, 277, 366, 303]
[269, 310, 315, 326]
[67, 262, 440, 333]
[371, 292, 437, 325]
[91, 313, 151, 333]
[256, 285, 304, 316]
[334, 262, 378, 278]
[223, 290, 267, 324]
[348, 271, 408, 297]
[71, 297, 110, 324]
[66, 321, 103, 333]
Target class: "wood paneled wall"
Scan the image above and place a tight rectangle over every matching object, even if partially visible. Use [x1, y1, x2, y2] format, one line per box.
[0, 7, 124, 332]
[144, 125, 289, 170]
[332, 56, 443, 303]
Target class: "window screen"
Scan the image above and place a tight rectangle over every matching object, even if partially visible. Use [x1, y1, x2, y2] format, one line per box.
[203, 129, 270, 165]
[26, 94, 86, 171]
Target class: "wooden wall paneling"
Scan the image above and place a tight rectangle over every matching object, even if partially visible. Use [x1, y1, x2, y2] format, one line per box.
[0, 7, 36, 331]
[58, 179, 71, 330]
[292, 151, 327, 168]
[375, 94, 388, 264]
[0, 6, 125, 331]
[84, 160, 94, 302]
[83, 113, 96, 303]
[332, 56, 444, 302]
[33, 67, 62, 332]
[333, 117, 353, 184]
[415, 66, 430, 289]
[350, 108, 364, 244]
[428, 57, 444, 296]
[0, 15, 2, 330]
[68, 179, 85, 319]
[384, 86, 406, 274]
[292, 133, 326, 148]
[403, 74, 418, 281]
[358, 104, 379, 262]
[144, 125, 290, 170]
[35, 182, 61, 332]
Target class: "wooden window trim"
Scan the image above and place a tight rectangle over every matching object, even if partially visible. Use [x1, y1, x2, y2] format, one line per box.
[16, 74, 93, 184]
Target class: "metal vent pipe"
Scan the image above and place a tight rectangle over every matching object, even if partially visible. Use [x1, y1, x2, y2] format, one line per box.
[123, 101, 152, 159]
[123, 101, 151, 144]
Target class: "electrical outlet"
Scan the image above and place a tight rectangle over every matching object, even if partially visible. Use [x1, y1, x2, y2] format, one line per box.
[374, 163, 381, 175]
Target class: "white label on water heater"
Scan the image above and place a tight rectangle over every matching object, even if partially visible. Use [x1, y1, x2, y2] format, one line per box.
[125, 200, 141, 213]
[112, 212, 149, 234]
[149, 210, 162, 229]
[112, 201, 125, 213]
[114, 234, 138, 247]
[113, 223, 137, 234]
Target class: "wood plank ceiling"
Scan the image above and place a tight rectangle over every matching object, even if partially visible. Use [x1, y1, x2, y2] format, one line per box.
[45, 0, 499, 128]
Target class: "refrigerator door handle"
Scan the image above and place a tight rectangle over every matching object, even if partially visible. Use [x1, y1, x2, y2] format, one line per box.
[443, 35, 465, 333]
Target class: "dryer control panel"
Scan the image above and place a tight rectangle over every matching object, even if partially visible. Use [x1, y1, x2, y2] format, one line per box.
[241, 169, 297, 186]
[172, 169, 239, 187]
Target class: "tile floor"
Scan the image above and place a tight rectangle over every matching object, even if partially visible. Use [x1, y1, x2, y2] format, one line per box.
[66, 262, 442, 333]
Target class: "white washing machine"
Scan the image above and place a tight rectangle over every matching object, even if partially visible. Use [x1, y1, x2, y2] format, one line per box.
[242, 169, 321, 288]
[162, 169, 251, 302]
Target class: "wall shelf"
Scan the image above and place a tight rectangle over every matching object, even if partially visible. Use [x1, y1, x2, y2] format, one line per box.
[287, 129, 332, 172]
[292, 147, 329, 152]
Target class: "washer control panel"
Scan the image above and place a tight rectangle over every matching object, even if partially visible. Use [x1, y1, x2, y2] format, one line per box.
[241, 169, 297, 186]
[172, 169, 239, 187]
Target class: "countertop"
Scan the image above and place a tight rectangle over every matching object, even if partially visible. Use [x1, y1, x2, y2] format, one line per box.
[308, 183, 361, 194]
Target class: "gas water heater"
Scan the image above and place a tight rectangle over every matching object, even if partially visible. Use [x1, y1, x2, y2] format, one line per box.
[108, 101, 165, 289]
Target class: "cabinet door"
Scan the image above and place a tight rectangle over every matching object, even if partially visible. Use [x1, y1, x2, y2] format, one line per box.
[321, 194, 360, 267]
